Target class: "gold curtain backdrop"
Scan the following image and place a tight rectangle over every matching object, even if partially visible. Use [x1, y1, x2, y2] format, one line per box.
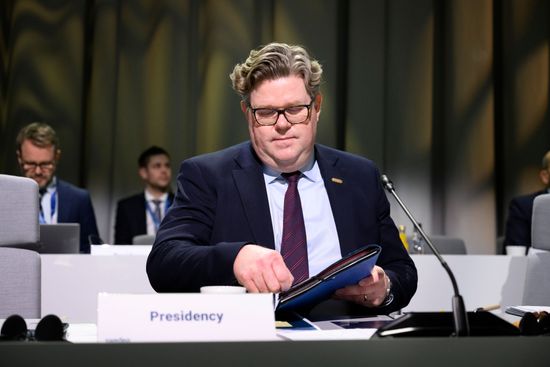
[1, 0, 549, 252]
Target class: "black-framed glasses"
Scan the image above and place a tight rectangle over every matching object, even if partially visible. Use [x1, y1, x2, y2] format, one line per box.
[0, 314, 67, 341]
[249, 100, 314, 126]
[21, 161, 55, 171]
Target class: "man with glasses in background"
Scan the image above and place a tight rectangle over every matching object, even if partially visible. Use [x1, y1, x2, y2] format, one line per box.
[16, 122, 99, 253]
[147, 43, 417, 316]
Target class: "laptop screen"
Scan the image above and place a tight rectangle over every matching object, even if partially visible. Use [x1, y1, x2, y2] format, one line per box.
[38, 224, 80, 254]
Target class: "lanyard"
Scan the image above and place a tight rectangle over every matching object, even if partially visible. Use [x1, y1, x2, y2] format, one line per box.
[39, 189, 57, 224]
[146, 197, 172, 230]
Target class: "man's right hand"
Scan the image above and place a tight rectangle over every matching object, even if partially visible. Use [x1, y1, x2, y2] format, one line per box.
[233, 244, 294, 293]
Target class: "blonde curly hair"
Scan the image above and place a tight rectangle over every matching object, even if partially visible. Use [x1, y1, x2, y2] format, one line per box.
[230, 42, 323, 104]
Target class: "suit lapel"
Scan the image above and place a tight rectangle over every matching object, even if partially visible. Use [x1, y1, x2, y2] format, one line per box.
[138, 193, 147, 234]
[56, 180, 67, 222]
[316, 146, 357, 256]
[232, 144, 275, 249]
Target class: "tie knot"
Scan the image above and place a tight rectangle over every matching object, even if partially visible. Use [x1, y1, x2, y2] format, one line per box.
[39, 188, 47, 197]
[282, 171, 301, 184]
[151, 199, 162, 208]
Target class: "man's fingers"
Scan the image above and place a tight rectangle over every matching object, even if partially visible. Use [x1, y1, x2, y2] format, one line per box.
[234, 244, 293, 293]
[242, 278, 260, 293]
[272, 259, 294, 291]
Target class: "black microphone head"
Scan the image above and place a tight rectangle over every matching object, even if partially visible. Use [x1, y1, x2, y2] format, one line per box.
[380, 174, 394, 191]
[0, 314, 27, 340]
[34, 314, 65, 341]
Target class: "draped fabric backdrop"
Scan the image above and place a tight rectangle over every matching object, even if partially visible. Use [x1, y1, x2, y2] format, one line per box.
[1, 0, 549, 252]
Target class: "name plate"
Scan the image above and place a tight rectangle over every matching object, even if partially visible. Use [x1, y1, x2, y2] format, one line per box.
[97, 293, 277, 342]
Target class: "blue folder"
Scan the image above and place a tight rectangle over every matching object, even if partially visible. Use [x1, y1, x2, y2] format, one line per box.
[276, 244, 381, 312]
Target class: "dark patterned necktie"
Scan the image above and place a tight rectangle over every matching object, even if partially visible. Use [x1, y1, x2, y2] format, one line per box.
[152, 199, 162, 223]
[281, 171, 309, 285]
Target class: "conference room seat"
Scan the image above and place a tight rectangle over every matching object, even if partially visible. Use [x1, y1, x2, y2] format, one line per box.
[0, 174, 39, 251]
[0, 247, 41, 318]
[411, 234, 467, 255]
[522, 194, 550, 305]
[132, 234, 155, 245]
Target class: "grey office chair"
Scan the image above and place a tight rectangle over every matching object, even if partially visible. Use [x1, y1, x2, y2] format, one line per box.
[423, 235, 467, 255]
[0, 247, 41, 318]
[0, 174, 40, 250]
[522, 194, 550, 305]
[132, 234, 155, 245]
[531, 194, 550, 252]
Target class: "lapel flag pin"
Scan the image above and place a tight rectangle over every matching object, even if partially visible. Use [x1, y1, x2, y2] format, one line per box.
[331, 177, 343, 184]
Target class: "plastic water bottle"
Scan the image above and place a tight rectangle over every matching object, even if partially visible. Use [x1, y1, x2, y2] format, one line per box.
[411, 223, 425, 254]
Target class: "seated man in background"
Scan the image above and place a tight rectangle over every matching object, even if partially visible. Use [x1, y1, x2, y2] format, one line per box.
[147, 42, 417, 315]
[504, 150, 550, 254]
[16, 122, 99, 253]
[114, 146, 173, 244]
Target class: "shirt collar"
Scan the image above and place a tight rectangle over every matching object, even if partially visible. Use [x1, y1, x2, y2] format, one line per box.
[45, 176, 57, 193]
[144, 190, 168, 202]
[263, 154, 319, 184]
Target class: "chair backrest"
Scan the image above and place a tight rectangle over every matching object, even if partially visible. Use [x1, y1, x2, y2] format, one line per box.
[0, 174, 39, 248]
[0, 247, 41, 318]
[522, 251, 550, 306]
[424, 235, 467, 255]
[531, 194, 550, 251]
[523, 194, 550, 305]
[132, 234, 155, 245]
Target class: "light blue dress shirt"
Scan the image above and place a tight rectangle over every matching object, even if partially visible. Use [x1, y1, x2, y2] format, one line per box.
[263, 159, 342, 277]
[39, 177, 58, 224]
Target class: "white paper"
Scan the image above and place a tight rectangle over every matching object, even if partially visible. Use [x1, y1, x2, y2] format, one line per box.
[278, 328, 378, 340]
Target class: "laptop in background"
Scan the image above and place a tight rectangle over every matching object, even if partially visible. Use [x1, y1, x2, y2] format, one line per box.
[38, 224, 80, 254]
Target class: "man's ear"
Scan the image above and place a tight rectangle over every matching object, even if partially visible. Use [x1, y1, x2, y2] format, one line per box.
[540, 169, 550, 186]
[139, 167, 148, 181]
[54, 149, 61, 162]
[240, 100, 248, 114]
[314, 93, 323, 112]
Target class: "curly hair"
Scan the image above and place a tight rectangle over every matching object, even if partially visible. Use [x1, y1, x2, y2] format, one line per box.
[229, 42, 323, 104]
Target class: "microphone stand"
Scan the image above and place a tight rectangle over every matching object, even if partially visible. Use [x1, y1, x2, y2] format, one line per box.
[381, 174, 470, 336]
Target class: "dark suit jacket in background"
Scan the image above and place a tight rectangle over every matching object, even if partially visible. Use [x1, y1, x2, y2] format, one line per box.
[146, 142, 418, 314]
[57, 179, 99, 253]
[504, 190, 547, 249]
[114, 192, 174, 244]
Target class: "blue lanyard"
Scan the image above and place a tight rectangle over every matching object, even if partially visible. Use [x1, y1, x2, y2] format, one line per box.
[39, 189, 57, 224]
[146, 197, 172, 230]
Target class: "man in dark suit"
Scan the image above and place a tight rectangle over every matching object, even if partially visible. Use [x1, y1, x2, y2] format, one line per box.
[504, 150, 550, 253]
[147, 43, 417, 314]
[114, 146, 174, 244]
[16, 122, 99, 253]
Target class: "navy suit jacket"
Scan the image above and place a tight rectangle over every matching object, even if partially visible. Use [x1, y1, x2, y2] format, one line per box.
[504, 190, 547, 249]
[56, 179, 99, 253]
[114, 192, 174, 244]
[146, 142, 417, 313]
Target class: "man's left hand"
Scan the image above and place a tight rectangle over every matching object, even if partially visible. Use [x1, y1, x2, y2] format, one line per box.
[332, 265, 390, 307]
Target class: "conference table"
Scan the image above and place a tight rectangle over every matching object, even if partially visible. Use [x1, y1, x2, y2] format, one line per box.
[3, 247, 546, 366]
[1, 336, 547, 367]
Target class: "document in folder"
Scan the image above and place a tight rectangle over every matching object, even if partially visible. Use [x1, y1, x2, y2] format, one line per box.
[276, 244, 381, 312]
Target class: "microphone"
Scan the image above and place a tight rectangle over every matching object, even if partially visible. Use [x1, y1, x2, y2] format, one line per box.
[380, 174, 470, 337]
